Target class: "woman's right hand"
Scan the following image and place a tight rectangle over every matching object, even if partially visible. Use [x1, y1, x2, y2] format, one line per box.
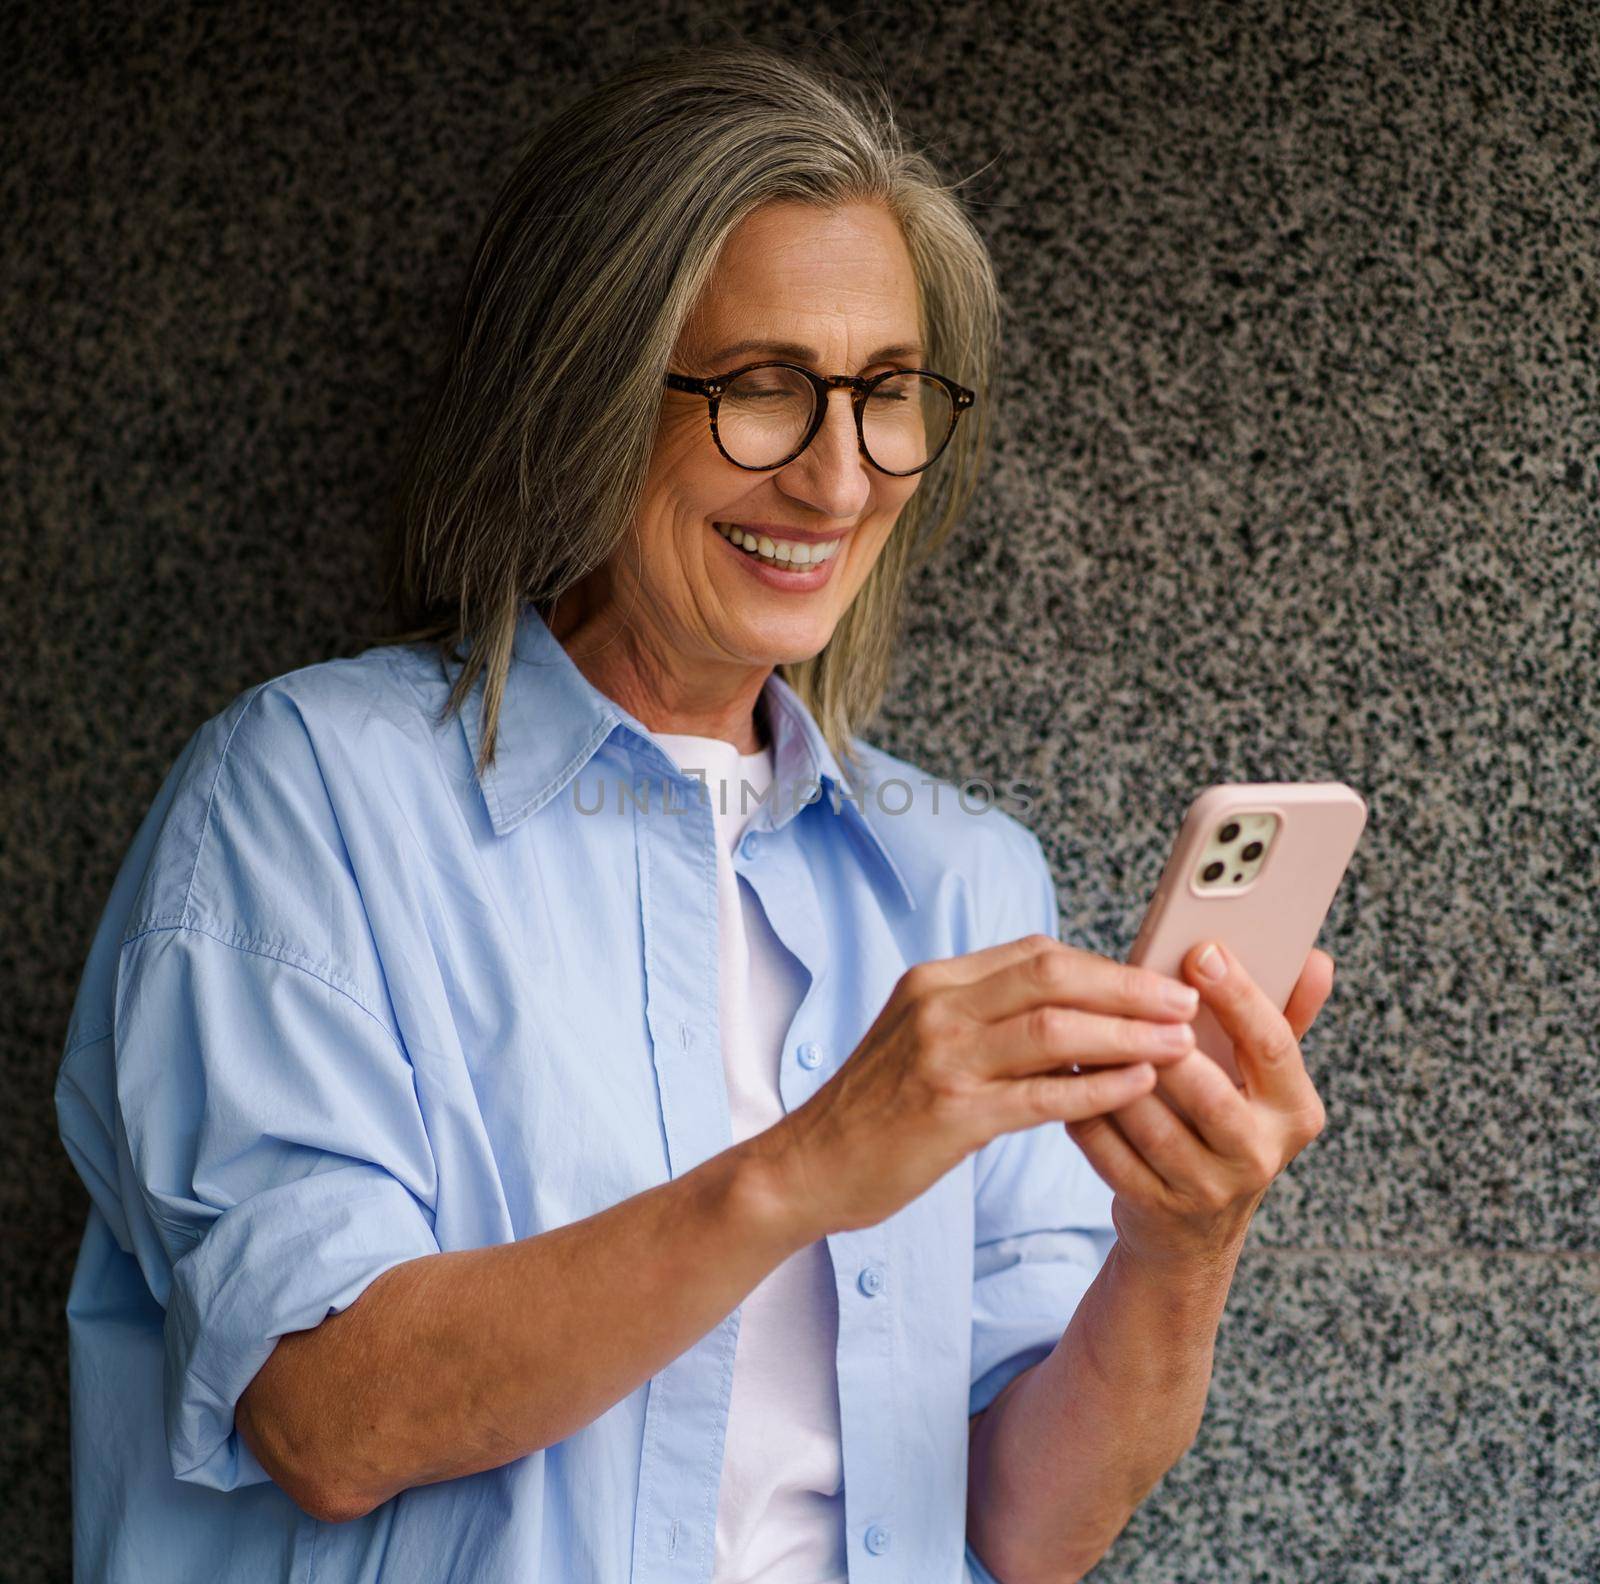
[758, 934, 1203, 1237]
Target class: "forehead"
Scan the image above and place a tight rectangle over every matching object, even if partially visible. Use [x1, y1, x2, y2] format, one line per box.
[684, 200, 923, 359]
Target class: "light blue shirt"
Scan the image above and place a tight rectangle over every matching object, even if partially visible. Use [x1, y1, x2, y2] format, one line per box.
[55, 600, 1115, 1583]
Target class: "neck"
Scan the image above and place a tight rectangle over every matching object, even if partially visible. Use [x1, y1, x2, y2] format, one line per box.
[545, 584, 771, 754]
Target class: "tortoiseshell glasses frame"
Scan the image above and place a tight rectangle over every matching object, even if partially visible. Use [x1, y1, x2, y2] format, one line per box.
[662, 361, 977, 477]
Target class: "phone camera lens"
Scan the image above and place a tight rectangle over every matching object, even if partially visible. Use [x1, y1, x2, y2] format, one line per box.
[1241, 840, 1262, 861]
[1218, 822, 1240, 844]
[1202, 860, 1224, 882]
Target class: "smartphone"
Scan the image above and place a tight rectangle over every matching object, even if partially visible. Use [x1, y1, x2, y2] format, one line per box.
[1128, 782, 1368, 1087]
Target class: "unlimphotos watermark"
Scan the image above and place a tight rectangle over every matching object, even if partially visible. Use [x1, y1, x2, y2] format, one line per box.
[570, 770, 1038, 819]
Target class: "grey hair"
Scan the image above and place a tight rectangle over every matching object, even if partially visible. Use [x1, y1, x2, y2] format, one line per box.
[366, 40, 1002, 785]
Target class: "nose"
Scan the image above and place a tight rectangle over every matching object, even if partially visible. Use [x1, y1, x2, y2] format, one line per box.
[776, 387, 872, 519]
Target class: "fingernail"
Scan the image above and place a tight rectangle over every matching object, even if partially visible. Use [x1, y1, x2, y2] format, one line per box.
[1195, 942, 1226, 981]
[1161, 978, 1200, 1013]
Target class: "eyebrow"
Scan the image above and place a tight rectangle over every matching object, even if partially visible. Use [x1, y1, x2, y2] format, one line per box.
[704, 338, 925, 370]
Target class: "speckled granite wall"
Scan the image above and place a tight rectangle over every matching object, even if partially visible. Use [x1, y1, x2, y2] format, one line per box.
[6, 2, 1597, 1579]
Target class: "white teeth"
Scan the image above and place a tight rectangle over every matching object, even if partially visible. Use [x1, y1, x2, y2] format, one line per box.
[713, 523, 840, 569]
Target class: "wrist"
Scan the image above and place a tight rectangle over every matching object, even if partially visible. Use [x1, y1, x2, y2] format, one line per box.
[1106, 1225, 1245, 1320]
[1064, 1236, 1236, 1404]
[726, 1125, 830, 1254]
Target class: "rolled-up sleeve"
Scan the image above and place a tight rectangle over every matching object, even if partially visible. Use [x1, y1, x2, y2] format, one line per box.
[967, 823, 1116, 1419]
[112, 922, 441, 1492]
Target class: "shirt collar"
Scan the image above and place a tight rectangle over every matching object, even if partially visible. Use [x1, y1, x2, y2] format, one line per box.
[456, 601, 917, 910]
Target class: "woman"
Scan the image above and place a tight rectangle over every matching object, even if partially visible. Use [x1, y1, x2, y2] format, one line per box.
[55, 41, 1333, 1584]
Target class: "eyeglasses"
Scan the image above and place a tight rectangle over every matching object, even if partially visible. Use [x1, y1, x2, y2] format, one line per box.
[663, 361, 976, 476]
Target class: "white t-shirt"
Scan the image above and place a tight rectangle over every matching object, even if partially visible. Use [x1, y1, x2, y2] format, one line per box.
[648, 727, 849, 1584]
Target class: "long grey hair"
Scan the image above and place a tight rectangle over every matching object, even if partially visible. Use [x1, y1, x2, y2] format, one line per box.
[367, 40, 1001, 783]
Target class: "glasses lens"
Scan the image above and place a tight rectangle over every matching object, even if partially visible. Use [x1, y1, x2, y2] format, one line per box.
[715, 367, 957, 472]
[861, 372, 953, 474]
[718, 366, 817, 468]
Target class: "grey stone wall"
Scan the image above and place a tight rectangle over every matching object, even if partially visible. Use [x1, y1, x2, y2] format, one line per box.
[6, 2, 1596, 1578]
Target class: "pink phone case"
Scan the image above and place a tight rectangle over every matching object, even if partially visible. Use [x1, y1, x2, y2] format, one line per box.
[1128, 782, 1367, 1086]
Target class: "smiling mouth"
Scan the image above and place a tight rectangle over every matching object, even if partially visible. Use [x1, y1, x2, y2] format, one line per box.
[713, 522, 843, 570]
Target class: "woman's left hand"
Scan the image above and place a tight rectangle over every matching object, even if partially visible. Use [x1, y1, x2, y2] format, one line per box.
[1065, 941, 1335, 1269]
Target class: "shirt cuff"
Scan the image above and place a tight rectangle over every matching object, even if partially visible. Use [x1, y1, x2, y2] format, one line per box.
[965, 1535, 1012, 1584]
[968, 1227, 1107, 1418]
[162, 1162, 441, 1490]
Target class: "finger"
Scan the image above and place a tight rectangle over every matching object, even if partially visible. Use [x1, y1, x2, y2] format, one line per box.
[1149, 1049, 1260, 1161]
[1004, 1061, 1159, 1132]
[975, 1000, 1197, 1081]
[1182, 939, 1316, 1109]
[1283, 949, 1335, 1043]
[954, 935, 1202, 1031]
[1103, 1085, 1214, 1193]
[899, 932, 1070, 996]
[1065, 1110, 1169, 1201]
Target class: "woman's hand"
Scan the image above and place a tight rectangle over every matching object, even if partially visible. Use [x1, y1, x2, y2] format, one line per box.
[762, 934, 1203, 1237]
[1065, 940, 1334, 1270]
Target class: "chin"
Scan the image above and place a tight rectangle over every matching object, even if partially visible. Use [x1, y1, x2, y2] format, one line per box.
[729, 607, 839, 667]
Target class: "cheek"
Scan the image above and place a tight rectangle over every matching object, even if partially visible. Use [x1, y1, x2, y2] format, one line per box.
[647, 435, 754, 530]
[846, 508, 907, 577]
[644, 408, 722, 492]
[635, 437, 738, 562]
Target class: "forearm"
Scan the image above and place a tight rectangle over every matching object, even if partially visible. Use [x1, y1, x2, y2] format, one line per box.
[966, 1237, 1241, 1584]
[238, 1138, 811, 1522]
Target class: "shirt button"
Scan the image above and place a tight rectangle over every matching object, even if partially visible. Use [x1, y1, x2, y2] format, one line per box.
[740, 831, 760, 860]
[865, 1524, 892, 1554]
[857, 1264, 885, 1297]
[797, 1041, 822, 1069]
